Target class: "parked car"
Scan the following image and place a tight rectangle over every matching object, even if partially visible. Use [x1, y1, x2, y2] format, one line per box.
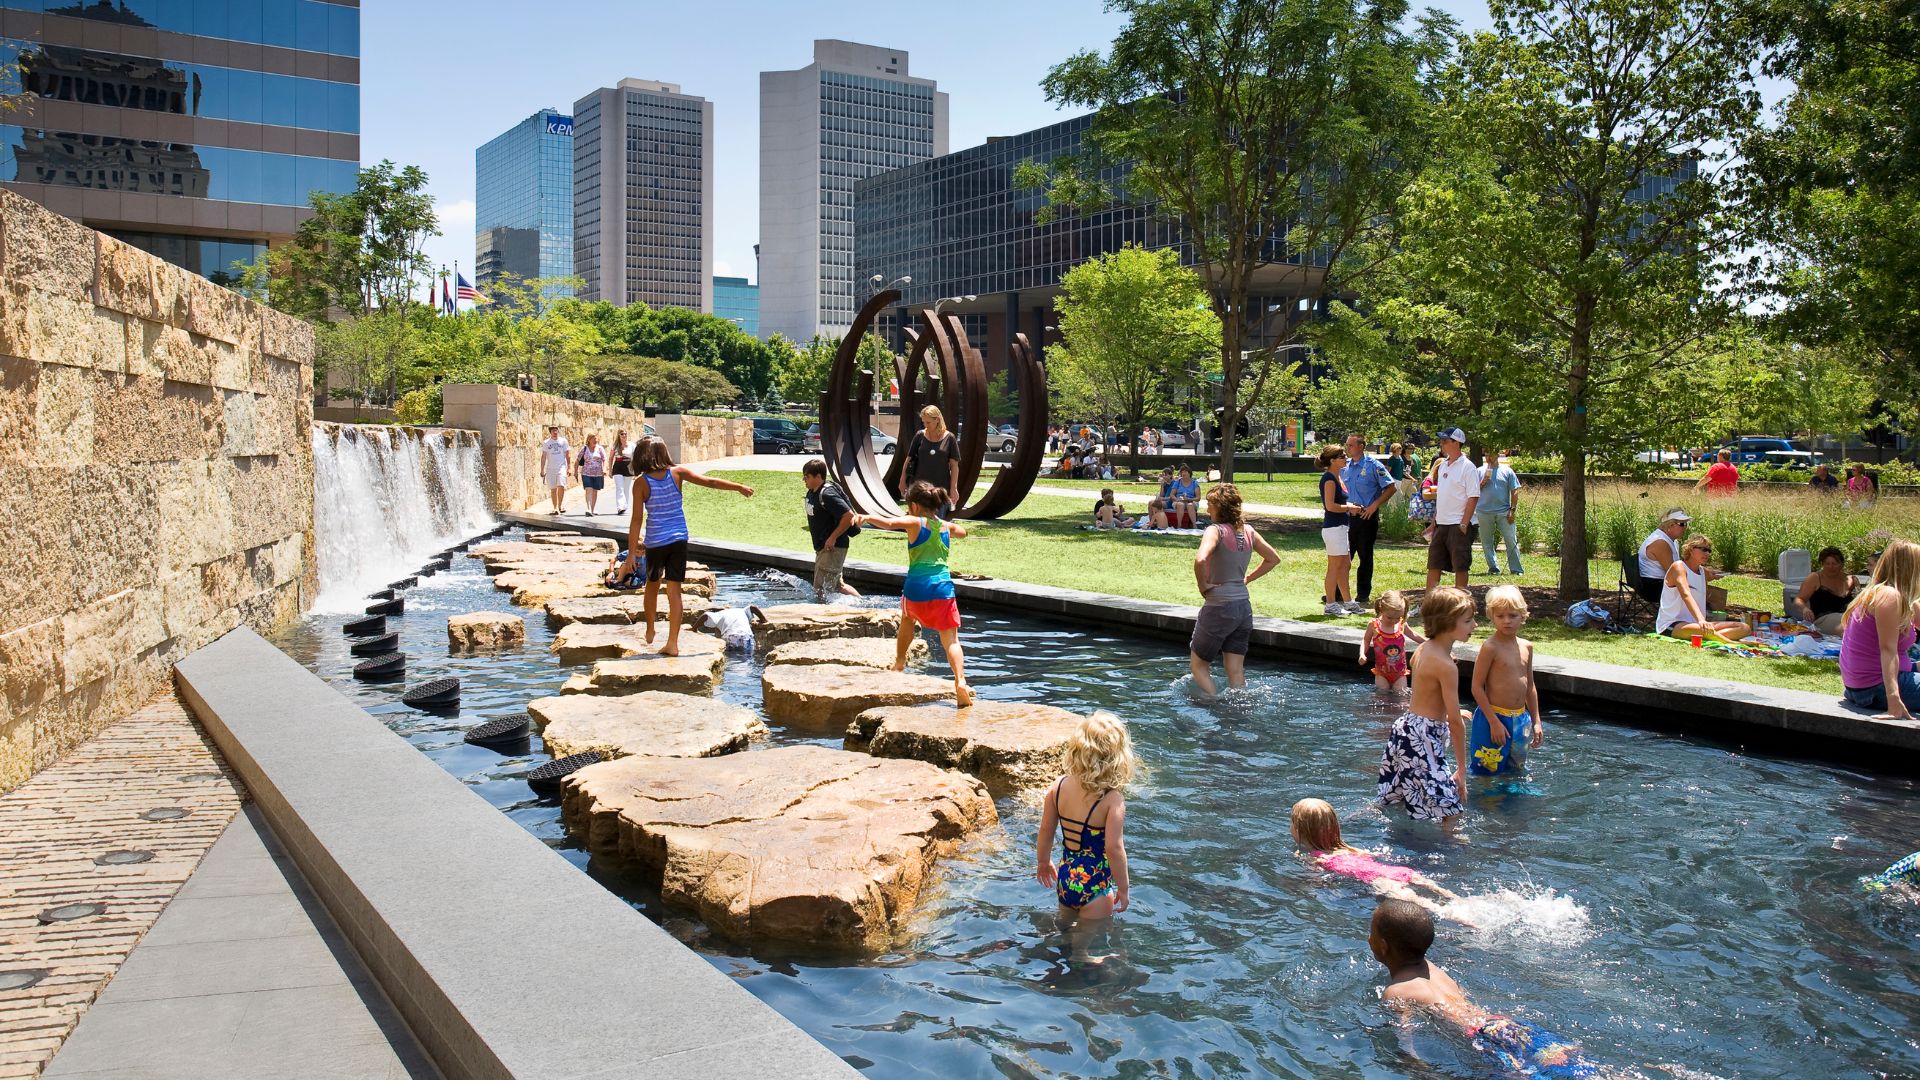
[803, 423, 822, 453]
[1158, 428, 1188, 450]
[1761, 449, 1825, 470]
[1634, 448, 1685, 464]
[1724, 436, 1802, 465]
[751, 416, 806, 455]
[870, 426, 897, 455]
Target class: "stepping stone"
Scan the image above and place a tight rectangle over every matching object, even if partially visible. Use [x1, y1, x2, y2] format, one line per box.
[845, 701, 1083, 792]
[549, 624, 725, 666]
[544, 593, 714, 630]
[761, 663, 954, 729]
[576, 653, 726, 695]
[528, 692, 763, 760]
[560, 672, 596, 695]
[506, 576, 617, 608]
[763, 637, 927, 670]
[447, 612, 526, 654]
[560, 745, 996, 952]
[750, 604, 901, 650]
[527, 533, 618, 553]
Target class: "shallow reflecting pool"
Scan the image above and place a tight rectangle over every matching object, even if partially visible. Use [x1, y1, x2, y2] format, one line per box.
[275, 531, 1920, 1078]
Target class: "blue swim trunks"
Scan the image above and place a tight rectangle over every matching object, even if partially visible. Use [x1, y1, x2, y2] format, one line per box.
[1863, 850, 1920, 892]
[1473, 1016, 1601, 1078]
[1469, 706, 1532, 777]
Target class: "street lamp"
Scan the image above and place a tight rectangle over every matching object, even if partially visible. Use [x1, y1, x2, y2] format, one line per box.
[866, 274, 912, 296]
[933, 294, 976, 313]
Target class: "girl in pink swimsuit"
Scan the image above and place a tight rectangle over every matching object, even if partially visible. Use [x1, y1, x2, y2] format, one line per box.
[1291, 798, 1464, 920]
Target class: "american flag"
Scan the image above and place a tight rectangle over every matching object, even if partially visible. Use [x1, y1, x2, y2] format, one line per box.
[455, 272, 488, 305]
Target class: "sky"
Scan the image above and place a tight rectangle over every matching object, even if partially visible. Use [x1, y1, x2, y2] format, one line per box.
[363, 0, 1499, 295]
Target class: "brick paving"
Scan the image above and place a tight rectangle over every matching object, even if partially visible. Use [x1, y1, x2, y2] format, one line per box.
[0, 689, 244, 1079]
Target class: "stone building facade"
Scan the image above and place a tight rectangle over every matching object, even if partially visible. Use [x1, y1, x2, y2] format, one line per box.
[0, 190, 315, 793]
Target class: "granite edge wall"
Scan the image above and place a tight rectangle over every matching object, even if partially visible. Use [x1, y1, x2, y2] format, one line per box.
[442, 383, 751, 512]
[0, 189, 317, 794]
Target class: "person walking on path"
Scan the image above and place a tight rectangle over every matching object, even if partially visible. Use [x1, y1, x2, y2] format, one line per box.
[1838, 539, 1920, 721]
[1341, 433, 1396, 603]
[1476, 449, 1524, 576]
[617, 437, 755, 656]
[904, 405, 962, 519]
[1696, 449, 1739, 494]
[539, 425, 571, 515]
[1424, 428, 1480, 593]
[577, 433, 607, 516]
[1188, 483, 1281, 698]
[610, 430, 634, 515]
[802, 459, 861, 601]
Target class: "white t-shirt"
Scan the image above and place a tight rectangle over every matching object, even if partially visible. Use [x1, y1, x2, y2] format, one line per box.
[540, 437, 570, 476]
[1432, 454, 1480, 525]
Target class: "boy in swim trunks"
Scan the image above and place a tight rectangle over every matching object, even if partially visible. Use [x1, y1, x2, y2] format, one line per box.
[1371, 898, 1603, 1078]
[1863, 849, 1920, 892]
[1469, 585, 1544, 778]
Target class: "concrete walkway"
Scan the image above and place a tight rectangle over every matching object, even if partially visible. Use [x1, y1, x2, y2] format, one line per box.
[43, 806, 436, 1080]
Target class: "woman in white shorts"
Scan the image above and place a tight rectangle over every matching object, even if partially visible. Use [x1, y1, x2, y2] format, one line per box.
[1318, 444, 1367, 615]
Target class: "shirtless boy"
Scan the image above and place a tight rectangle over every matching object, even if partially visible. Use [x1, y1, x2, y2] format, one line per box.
[1468, 585, 1544, 778]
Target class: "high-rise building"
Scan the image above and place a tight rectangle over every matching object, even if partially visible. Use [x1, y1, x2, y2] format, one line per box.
[573, 78, 712, 312]
[712, 276, 758, 337]
[0, 0, 360, 284]
[475, 107, 574, 294]
[759, 40, 945, 343]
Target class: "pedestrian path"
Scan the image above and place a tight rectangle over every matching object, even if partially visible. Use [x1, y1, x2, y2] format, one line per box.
[0, 692, 243, 1079]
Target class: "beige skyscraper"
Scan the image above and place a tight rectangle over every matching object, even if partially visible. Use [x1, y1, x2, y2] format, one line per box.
[573, 78, 714, 312]
[759, 41, 946, 342]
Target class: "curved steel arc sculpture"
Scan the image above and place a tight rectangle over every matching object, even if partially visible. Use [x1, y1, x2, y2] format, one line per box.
[819, 289, 1048, 520]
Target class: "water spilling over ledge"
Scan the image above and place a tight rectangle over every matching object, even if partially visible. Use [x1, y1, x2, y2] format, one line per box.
[312, 423, 494, 612]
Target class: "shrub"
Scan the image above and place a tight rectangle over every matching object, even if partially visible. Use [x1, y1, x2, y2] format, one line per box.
[394, 385, 441, 425]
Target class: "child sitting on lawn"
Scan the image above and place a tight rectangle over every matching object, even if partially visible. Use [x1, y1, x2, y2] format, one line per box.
[1093, 489, 1135, 530]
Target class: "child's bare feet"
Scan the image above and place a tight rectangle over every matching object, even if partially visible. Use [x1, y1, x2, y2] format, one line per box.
[955, 682, 975, 707]
[890, 661, 907, 672]
[644, 626, 656, 645]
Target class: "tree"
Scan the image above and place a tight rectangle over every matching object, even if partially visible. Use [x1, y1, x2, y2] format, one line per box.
[1049, 246, 1221, 473]
[1704, 331, 1877, 446]
[582, 355, 737, 410]
[1022, 0, 1454, 481]
[244, 160, 437, 322]
[1741, 0, 1920, 436]
[1331, 0, 1760, 601]
[778, 335, 840, 408]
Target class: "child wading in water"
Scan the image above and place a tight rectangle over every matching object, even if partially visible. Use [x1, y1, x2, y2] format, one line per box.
[1037, 711, 1136, 921]
[851, 480, 974, 705]
[1359, 590, 1424, 692]
[1378, 587, 1474, 823]
[617, 437, 754, 656]
[1370, 898, 1603, 1077]
[1469, 585, 1544, 778]
[1291, 799, 1463, 918]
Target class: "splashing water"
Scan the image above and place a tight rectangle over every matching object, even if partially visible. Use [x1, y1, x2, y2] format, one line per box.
[311, 424, 494, 612]
[1445, 886, 1594, 946]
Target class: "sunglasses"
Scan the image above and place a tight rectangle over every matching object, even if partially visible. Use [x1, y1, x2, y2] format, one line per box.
[1697, 546, 1713, 554]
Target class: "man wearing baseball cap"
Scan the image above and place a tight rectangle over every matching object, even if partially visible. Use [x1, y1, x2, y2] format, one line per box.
[1425, 427, 1480, 592]
[1635, 507, 1692, 602]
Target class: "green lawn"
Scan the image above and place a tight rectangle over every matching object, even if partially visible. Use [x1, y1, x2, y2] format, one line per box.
[1031, 474, 1323, 508]
[685, 470, 1841, 695]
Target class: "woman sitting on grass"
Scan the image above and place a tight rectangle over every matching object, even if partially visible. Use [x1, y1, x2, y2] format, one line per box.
[1839, 539, 1920, 722]
[1657, 535, 1751, 645]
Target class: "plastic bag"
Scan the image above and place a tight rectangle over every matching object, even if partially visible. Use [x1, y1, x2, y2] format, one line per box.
[1564, 599, 1611, 630]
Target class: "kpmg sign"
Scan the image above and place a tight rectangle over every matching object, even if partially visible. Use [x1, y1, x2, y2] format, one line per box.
[546, 114, 574, 137]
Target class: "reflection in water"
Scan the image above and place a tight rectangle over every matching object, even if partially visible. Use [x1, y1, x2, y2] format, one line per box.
[274, 545, 1920, 1078]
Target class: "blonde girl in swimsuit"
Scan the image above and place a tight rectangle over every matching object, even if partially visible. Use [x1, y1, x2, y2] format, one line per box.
[1291, 798, 1462, 920]
[1037, 711, 1137, 922]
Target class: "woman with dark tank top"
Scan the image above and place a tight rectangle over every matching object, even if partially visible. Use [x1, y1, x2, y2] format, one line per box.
[1794, 545, 1857, 635]
[1188, 483, 1281, 698]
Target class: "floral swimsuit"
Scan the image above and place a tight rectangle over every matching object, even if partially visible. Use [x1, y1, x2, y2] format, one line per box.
[1054, 782, 1114, 908]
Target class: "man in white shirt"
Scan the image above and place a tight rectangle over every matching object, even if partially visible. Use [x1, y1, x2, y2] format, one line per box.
[540, 425, 572, 515]
[1425, 427, 1480, 591]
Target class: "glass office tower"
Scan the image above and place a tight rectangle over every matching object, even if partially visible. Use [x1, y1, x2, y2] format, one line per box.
[0, 0, 361, 283]
[712, 275, 757, 337]
[474, 107, 573, 294]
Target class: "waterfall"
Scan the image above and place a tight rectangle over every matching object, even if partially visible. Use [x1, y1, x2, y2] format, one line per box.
[312, 423, 496, 613]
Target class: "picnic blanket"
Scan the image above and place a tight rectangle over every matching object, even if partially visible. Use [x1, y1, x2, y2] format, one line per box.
[1648, 620, 1843, 661]
[1079, 524, 1211, 536]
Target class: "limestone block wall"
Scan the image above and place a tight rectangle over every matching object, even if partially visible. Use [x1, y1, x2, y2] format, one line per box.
[0, 190, 316, 793]
[442, 383, 752, 511]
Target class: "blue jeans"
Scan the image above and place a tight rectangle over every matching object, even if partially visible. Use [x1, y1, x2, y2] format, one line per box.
[1843, 670, 1920, 712]
[1477, 511, 1522, 574]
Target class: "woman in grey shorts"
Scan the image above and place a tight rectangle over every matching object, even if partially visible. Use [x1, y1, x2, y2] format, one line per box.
[1189, 483, 1281, 697]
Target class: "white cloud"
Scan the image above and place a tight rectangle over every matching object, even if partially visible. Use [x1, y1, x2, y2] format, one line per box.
[715, 259, 734, 278]
[437, 197, 476, 232]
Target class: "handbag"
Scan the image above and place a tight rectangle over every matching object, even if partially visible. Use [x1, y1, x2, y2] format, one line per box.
[1407, 492, 1434, 523]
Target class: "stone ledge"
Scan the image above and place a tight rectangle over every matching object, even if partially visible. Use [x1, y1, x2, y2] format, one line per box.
[174, 628, 859, 1080]
[499, 513, 1920, 767]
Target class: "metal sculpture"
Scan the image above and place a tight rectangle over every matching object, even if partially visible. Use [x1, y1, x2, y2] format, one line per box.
[819, 289, 1048, 520]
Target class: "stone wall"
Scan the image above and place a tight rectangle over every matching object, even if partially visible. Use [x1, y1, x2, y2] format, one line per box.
[0, 190, 316, 793]
[442, 383, 752, 511]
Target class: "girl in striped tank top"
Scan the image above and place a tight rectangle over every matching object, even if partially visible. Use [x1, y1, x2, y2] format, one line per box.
[852, 480, 975, 705]
[616, 437, 755, 656]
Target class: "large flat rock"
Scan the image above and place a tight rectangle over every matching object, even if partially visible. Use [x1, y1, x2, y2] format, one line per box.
[751, 604, 902, 649]
[761, 663, 955, 728]
[763, 637, 927, 670]
[574, 653, 727, 695]
[446, 611, 526, 654]
[550, 624, 725, 665]
[529, 692, 762, 760]
[527, 533, 619, 553]
[845, 701, 1083, 791]
[510, 577, 616, 607]
[545, 593, 714, 630]
[560, 745, 996, 951]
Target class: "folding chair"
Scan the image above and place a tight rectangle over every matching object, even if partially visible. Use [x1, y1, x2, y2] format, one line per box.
[1614, 553, 1654, 629]
[1777, 548, 1811, 617]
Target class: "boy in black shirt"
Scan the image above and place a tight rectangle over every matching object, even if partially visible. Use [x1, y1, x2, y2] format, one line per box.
[802, 459, 861, 600]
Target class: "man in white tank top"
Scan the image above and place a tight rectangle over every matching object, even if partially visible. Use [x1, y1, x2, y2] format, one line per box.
[1635, 508, 1690, 602]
